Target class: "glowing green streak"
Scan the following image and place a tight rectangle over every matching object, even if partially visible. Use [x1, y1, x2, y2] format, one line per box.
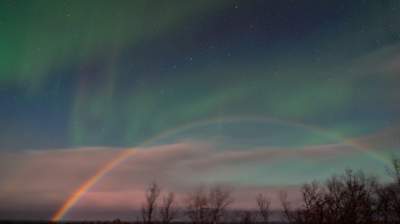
[0, 0, 227, 88]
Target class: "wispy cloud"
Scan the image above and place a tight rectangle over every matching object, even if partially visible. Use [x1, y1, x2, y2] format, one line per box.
[0, 138, 380, 220]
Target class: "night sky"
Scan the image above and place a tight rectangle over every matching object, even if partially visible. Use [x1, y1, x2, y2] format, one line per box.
[1, 0, 400, 221]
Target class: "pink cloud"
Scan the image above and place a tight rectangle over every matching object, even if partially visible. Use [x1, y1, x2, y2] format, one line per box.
[0, 140, 388, 220]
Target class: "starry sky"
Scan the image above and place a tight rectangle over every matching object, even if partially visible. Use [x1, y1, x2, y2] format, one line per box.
[1, 0, 400, 221]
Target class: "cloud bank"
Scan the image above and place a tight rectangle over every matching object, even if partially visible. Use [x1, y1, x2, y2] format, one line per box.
[0, 135, 395, 220]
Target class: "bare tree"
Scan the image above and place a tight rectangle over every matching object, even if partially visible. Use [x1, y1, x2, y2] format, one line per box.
[378, 157, 400, 223]
[390, 158, 400, 219]
[159, 192, 178, 224]
[279, 191, 297, 224]
[279, 182, 326, 224]
[142, 182, 161, 224]
[336, 169, 377, 224]
[256, 193, 271, 224]
[301, 181, 326, 224]
[279, 191, 290, 222]
[280, 170, 379, 224]
[237, 210, 254, 224]
[388, 158, 400, 184]
[376, 183, 394, 224]
[208, 185, 234, 224]
[185, 186, 209, 224]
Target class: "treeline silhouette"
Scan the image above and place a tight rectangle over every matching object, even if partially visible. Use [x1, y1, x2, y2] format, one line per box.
[2, 159, 400, 224]
[138, 158, 400, 224]
[278, 158, 400, 224]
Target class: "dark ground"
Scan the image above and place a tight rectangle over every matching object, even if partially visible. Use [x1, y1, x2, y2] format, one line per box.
[0, 222, 285, 224]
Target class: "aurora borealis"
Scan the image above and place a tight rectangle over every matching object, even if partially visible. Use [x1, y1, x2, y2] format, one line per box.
[1, 0, 400, 221]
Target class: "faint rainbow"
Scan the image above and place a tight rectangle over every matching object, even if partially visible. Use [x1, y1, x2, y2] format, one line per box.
[139, 115, 388, 165]
[51, 115, 389, 221]
[51, 149, 136, 221]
